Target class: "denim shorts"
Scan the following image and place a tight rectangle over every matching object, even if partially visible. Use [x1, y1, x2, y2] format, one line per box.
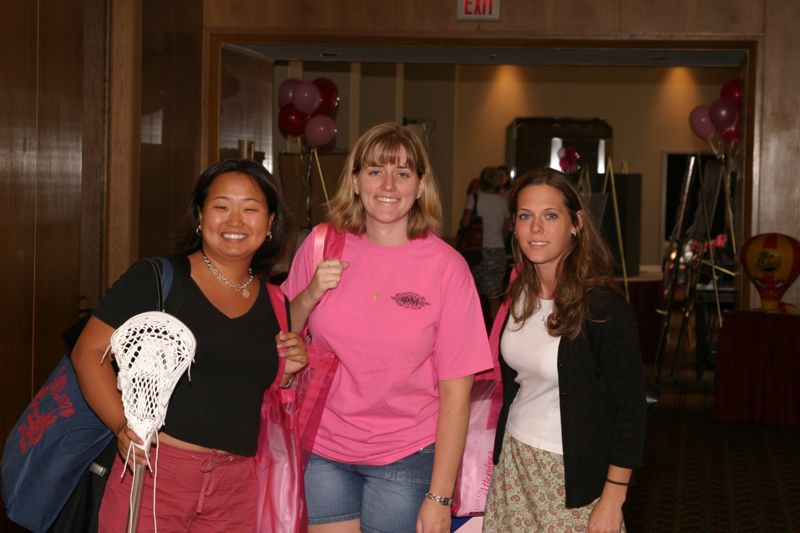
[304, 443, 435, 533]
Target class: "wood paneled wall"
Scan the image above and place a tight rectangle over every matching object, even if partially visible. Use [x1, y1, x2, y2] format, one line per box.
[203, 0, 764, 37]
[0, 0, 106, 529]
[1, 9, 39, 502]
[137, 0, 203, 260]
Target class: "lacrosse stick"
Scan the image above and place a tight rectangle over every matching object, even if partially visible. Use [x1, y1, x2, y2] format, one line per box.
[109, 310, 196, 533]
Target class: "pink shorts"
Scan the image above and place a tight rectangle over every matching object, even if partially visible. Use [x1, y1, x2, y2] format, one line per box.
[98, 440, 257, 532]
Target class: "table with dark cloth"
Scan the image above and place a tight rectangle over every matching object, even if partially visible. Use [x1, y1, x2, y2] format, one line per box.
[714, 310, 800, 426]
[625, 277, 662, 363]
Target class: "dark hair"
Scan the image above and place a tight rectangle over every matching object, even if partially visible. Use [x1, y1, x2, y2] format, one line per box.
[496, 165, 511, 191]
[508, 168, 616, 339]
[173, 159, 294, 276]
[479, 166, 499, 192]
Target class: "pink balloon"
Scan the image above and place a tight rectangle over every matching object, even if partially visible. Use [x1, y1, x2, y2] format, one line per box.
[689, 105, 715, 140]
[709, 98, 738, 134]
[312, 78, 340, 116]
[278, 78, 300, 107]
[720, 79, 744, 108]
[304, 115, 336, 147]
[292, 81, 321, 115]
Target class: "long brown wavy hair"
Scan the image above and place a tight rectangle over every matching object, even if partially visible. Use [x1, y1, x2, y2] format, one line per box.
[327, 122, 442, 238]
[508, 168, 617, 339]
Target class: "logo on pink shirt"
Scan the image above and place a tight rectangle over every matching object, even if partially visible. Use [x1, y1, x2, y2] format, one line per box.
[391, 292, 430, 309]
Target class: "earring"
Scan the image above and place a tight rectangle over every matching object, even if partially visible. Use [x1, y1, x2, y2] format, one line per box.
[195, 225, 202, 235]
[571, 229, 577, 237]
[266, 232, 273, 242]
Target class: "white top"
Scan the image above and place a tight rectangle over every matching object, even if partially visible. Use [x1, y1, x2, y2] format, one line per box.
[464, 191, 509, 249]
[500, 297, 564, 455]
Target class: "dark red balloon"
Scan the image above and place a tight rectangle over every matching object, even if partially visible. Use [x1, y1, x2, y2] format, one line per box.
[720, 79, 744, 108]
[278, 104, 307, 137]
[312, 78, 340, 116]
[709, 98, 738, 134]
[722, 118, 741, 143]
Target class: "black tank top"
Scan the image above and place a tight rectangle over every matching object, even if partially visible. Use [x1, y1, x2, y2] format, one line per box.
[93, 255, 279, 456]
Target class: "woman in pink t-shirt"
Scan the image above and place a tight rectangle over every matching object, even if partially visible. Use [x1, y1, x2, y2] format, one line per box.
[283, 123, 492, 533]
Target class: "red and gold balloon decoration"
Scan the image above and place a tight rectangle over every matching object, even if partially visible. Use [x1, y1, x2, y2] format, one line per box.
[741, 233, 800, 312]
[277, 77, 339, 148]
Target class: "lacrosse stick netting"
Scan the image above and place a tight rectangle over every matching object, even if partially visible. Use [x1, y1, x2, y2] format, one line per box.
[108, 310, 196, 532]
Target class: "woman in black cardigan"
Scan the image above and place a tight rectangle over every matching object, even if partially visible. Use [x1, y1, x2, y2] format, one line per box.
[483, 169, 647, 533]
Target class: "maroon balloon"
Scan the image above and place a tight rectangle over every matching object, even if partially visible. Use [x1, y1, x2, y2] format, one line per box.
[278, 103, 307, 137]
[722, 118, 741, 143]
[292, 81, 321, 115]
[312, 78, 340, 116]
[304, 115, 336, 147]
[720, 79, 744, 108]
[689, 105, 715, 140]
[278, 78, 300, 107]
[709, 98, 738, 134]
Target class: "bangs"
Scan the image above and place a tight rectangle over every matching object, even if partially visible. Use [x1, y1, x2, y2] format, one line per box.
[359, 137, 423, 176]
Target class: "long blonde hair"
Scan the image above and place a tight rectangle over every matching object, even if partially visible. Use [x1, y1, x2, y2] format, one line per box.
[327, 122, 442, 238]
[508, 168, 617, 339]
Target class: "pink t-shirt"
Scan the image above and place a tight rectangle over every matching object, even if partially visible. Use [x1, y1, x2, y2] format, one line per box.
[282, 230, 493, 465]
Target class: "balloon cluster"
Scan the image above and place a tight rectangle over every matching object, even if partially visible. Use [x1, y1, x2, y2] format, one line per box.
[558, 147, 580, 174]
[277, 78, 339, 147]
[689, 79, 743, 155]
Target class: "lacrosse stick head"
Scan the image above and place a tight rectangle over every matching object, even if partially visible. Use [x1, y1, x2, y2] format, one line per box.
[110, 311, 196, 453]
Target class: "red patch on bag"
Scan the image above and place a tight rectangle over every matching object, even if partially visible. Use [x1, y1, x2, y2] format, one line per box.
[17, 366, 75, 454]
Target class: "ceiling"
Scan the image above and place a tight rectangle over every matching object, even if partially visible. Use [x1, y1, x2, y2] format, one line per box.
[238, 44, 747, 68]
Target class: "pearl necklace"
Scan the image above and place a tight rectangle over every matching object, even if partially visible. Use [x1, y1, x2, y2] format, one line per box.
[202, 254, 255, 298]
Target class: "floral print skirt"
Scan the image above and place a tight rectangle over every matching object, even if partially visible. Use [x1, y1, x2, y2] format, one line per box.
[483, 434, 626, 533]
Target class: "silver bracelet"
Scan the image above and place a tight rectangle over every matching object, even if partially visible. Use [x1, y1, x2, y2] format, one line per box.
[280, 374, 295, 389]
[424, 491, 454, 506]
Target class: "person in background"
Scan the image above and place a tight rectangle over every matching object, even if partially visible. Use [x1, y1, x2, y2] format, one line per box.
[483, 168, 647, 533]
[283, 122, 493, 533]
[460, 165, 511, 324]
[466, 177, 481, 197]
[72, 159, 308, 532]
[495, 165, 512, 202]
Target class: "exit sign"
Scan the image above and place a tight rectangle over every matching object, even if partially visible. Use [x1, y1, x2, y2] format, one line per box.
[457, 0, 501, 21]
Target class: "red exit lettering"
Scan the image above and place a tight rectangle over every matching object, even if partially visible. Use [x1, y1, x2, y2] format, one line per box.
[458, 0, 500, 21]
[463, 0, 494, 16]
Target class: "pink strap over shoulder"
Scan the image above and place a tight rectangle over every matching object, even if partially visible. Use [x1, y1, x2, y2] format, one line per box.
[311, 222, 346, 266]
[312, 223, 328, 268]
[266, 284, 289, 385]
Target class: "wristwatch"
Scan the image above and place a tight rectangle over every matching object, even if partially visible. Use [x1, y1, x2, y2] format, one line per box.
[424, 491, 454, 506]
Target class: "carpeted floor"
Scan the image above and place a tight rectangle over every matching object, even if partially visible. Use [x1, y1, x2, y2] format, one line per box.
[624, 371, 800, 533]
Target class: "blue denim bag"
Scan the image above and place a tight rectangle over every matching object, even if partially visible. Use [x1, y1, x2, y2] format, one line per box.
[1, 257, 173, 532]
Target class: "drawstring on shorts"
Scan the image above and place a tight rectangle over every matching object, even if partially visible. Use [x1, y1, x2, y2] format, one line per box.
[195, 452, 235, 514]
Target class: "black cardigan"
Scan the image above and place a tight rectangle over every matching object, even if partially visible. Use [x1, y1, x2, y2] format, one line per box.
[493, 288, 648, 508]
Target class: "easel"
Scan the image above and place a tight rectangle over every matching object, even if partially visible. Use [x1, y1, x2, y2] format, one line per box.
[579, 160, 630, 301]
[297, 147, 331, 228]
[652, 154, 738, 384]
[279, 147, 339, 232]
